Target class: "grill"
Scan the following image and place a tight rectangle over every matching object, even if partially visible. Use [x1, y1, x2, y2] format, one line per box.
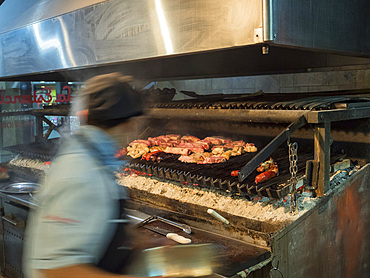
[123, 92, 370, 200]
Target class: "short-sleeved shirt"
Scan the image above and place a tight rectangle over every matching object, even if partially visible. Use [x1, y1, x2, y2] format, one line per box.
[23, 125, 126, 278]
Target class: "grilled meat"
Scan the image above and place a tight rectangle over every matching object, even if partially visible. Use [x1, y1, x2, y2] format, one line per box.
[179, 152, 211, 163]
[164, 147, 191, 155]
[255, 170, 277, 184]
[129, 139, 151, 147]
[245, 143, 258, 153]
[203, 137, 232, 145]
[142, 150, 162, 161]
[127, 134, 257, 163]
[127, 144, 150, 159]
[166, 134, 181, 140]
[181, 135, 201, 142]
[197, 155, 226, 164]
[255, 158, 279, 184]
[177, 143, 205, 153]
[257, 158, 275, 172]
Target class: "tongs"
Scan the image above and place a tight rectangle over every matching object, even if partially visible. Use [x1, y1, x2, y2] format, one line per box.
[138, 215, 192, 234]
[136, 215, 192, 244]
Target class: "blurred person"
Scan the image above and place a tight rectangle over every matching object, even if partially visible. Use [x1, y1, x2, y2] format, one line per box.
[23, 73, 154, 278]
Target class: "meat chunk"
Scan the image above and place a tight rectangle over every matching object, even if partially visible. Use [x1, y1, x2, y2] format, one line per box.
[127, 145, 149, 159]
[211, 146, 226, 155]
[129, 139, 151, 147]
[148, 136, 171, 145]
[164, 147, 191, 155]
[245, 143, 258, 153]
[224, 140, 246, 149]
[203, 137, 232, 145]
[197, 155, 226, 164]
[181, 135, 200, 143]
[142, 151, 163, 161]
[177, 143, 205, 153]
[194, 141, 211, 150]
[257, 158, 275, 172]
[178, 155, 199, 163]
[166, 134, 181, 140]
[149, 146, 167, 152]
[178, 152, 211, 163]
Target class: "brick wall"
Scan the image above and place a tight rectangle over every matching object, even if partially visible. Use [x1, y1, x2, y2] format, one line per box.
[157, 65, 370, 100]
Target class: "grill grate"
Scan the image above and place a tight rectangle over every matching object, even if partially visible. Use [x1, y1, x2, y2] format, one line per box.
[124, 147, 313, 199]
[3, 139, 60, 160]
[125, 146, 345, 199]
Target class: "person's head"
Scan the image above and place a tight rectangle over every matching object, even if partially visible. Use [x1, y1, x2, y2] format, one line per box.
[78, 72, 143, 126]
[75, 72, 144, 143]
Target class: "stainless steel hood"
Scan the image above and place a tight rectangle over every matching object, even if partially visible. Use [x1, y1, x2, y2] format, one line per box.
[0, 0, 369, 81]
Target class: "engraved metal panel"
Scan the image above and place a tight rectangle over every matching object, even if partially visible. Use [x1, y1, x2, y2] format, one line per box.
[0, 0, 263, 79]
[0, 0, 105, 34]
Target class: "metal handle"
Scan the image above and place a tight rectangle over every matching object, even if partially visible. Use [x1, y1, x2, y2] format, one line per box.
[2, 215, 25, 227]
[156, 216, 192, 234]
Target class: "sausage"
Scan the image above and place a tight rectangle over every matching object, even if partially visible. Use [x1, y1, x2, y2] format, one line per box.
[149, 151, 165, 162]
[255, 170, 276, 184]
[231, 170, 239, 177]
[142, 151, 162, 161]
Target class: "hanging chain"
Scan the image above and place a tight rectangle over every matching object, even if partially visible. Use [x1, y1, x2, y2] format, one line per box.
[288, 141, 298, 213]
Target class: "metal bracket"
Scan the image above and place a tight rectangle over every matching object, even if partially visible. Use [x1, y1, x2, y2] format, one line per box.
[238, 115, 308, 182]
[305, 160, 320, 190]
[254, 28, 264, 43]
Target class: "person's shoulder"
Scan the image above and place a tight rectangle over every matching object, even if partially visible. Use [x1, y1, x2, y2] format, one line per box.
[49, 150, 103, 184]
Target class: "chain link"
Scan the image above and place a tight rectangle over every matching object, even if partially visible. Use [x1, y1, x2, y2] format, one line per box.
[288, 141, 298, 213]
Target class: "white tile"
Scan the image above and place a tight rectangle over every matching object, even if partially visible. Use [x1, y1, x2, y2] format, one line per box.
[211, 77, 233, 90]
[232, 76, 256, 89]
[294, 72, 323, 86]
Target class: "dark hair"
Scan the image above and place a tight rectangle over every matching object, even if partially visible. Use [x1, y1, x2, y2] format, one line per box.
[81, 73, 143, 127]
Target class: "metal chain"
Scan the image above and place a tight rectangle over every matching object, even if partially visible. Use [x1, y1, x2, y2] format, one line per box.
[288, 141, 298, 213]
[266, 257, 284, 278]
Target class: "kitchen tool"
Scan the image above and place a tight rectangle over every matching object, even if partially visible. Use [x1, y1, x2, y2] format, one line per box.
[143, 225, 192, 244]
[0, 182, 39, 194]
[140, 215, 192, 234]
[126, 209, 192, 234]
[207, 209, 229, 225]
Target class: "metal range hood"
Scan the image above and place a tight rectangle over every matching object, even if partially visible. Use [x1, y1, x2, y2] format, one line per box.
[0, 0, 369, 82]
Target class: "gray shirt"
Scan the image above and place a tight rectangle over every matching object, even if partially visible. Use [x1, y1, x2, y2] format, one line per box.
[23, 125, 127, 277]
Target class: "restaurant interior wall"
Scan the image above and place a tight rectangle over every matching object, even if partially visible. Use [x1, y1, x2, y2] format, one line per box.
[156, 64, 370, 98]
[0, 81, 81, 163]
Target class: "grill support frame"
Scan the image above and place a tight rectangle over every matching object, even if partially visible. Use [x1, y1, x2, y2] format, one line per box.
[145, 106, 370, 197]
